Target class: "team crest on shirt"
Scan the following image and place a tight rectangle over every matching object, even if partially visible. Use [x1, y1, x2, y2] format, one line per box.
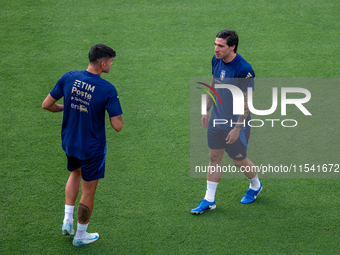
[220, 70, 226, 81]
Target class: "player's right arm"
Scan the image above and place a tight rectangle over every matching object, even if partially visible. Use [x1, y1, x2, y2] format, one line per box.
[201, 75, 215, 128]
[110, 115, 123, 132]
[42, 94, 64, 112]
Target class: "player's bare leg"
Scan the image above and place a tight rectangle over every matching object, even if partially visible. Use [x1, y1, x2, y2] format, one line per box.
[232, 158, 256, 179]
[207, 148, 225, 182]
[78, 179, 99, 225]
[191, 148, 224, 214]
[72, 179, 100, 246]
[65, 168, 81, 205]
[62, 168, 81, 235]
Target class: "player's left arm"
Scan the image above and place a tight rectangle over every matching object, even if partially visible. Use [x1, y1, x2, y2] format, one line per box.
[226, 91, 250, 144]
[42, 93, 64, 112]
[110, 115, 123, 132]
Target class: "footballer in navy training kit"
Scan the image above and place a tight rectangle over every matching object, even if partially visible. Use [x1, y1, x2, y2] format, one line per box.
[191, 30, 262, 214]
[42, 44, 123, 246]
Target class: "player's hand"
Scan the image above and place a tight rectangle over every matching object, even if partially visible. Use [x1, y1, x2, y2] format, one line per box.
[201, 113, 209, 129]
[226, 128, 240, 144]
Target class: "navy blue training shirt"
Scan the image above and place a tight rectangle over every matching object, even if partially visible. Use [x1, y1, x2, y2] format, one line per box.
[209, 53, 255, 130]
[50, 70, 123, 160]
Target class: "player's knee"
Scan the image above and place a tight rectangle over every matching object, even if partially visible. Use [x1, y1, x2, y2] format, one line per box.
[233, 158, 246, 168]
[209, 151, 223, 164]
[73, 168, 81, 175]
[70, 168, 81, 178]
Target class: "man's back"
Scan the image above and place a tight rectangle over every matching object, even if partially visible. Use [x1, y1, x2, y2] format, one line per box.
[50, 70, 122, 160]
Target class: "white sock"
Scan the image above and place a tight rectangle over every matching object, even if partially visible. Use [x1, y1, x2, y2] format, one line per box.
[249, 174, 261, 190]
[75, 223, 89, 240]
[204, 181, 219, 202]
[63, 205, 74, 224]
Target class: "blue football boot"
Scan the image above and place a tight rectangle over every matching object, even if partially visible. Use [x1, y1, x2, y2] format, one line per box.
[191, 199, 216, 214]
[240, 182, 262, 204]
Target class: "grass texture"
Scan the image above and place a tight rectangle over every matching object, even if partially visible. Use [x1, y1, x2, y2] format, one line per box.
[0, 0, 339, 254]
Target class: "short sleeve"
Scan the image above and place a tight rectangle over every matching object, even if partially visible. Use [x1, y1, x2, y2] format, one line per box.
[106, 87, 123, 117]
[50, 73, 67, 100]
[238, 68, 255, 92]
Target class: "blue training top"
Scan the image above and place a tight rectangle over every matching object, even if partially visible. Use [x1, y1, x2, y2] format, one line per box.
[50, 70, 123, 160]
[209, 53, 255, 130]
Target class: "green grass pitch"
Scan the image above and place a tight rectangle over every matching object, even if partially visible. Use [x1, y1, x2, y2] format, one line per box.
[0, 0, 339, 254]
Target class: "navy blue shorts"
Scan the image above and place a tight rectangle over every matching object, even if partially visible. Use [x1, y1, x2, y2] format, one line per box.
[66, 154, 106, 181]
[207, 125, 250, 161]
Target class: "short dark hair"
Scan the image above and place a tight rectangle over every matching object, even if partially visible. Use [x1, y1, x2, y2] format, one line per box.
[216, 30, 239, 53]
[88, 44, 116, 64]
